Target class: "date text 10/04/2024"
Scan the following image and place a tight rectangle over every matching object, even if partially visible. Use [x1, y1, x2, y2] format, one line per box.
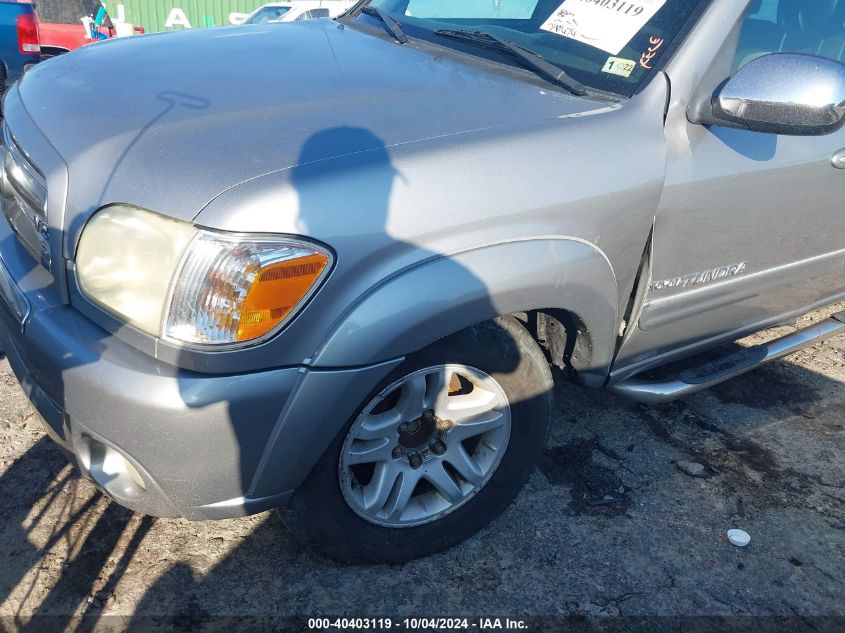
[307, 618, 529, 630]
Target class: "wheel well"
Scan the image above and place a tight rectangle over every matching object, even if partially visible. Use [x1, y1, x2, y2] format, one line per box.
[0, 61, 8, 102]
[427, 309, 592, 380]
[522, 309, 592, 378]
[40, 46, 71, 59]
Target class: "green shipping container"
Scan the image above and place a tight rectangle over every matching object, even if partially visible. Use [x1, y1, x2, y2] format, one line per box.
[104, 0, 274, 33]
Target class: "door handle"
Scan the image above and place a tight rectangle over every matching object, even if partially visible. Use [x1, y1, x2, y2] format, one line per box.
[831, 149, 845, 169]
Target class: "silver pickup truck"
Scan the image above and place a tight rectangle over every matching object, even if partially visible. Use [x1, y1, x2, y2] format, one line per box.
[1, 0, 844, 562]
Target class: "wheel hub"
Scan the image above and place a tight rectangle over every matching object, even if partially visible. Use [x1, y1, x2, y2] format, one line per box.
[395, 410, 448, 468]
[397, 410, 437, 448]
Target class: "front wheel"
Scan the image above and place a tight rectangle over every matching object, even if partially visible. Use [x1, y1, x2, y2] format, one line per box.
[281, 316, 553, 563]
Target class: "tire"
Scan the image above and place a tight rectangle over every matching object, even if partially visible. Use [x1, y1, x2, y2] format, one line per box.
[0, 64, 7, 104]
[281, 316, 553, 563]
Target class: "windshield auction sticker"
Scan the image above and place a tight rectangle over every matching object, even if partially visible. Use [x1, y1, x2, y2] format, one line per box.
[541, 0, 668, 55]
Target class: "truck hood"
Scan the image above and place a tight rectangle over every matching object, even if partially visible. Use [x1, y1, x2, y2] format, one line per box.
[18, 19, 607, 224]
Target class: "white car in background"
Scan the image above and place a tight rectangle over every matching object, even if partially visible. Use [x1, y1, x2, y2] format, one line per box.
[240, 1, 355, 24]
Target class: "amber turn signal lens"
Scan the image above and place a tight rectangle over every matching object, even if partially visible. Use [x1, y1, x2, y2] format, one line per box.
[166, 233, 333, 346]
[236, 253, 328, 341]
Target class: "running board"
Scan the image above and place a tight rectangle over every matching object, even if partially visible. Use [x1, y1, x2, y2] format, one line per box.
[610, 311, 845, 404]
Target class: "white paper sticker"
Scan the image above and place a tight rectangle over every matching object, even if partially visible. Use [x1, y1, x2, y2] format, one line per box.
[540, 0, 667, 56]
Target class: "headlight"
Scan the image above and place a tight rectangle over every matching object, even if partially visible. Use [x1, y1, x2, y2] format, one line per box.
[75, 206, 195, 335]
[76, 205, 331, 346]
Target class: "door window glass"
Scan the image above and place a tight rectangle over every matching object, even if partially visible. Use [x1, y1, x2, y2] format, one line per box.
[735, 0, 845, 69]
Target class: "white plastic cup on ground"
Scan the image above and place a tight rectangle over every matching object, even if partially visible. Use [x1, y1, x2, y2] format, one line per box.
[727, 529, 751, 547]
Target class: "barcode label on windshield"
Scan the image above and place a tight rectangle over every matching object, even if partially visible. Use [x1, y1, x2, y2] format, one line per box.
[541, 0, 667, 55]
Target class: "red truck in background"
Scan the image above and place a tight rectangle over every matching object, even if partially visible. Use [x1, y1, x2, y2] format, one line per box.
[33, 0, 144, 58]
[2, 0, 144, 104]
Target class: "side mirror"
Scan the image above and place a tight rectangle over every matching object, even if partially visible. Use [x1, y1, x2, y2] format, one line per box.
[690, 53, 845, 136]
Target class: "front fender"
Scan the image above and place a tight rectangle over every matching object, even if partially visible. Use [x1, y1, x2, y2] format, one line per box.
[248, 237, 617, 497]
[312, 238, 618, 385]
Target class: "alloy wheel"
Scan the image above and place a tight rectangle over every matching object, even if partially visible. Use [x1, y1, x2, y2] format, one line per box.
[339, 364, 512, 527]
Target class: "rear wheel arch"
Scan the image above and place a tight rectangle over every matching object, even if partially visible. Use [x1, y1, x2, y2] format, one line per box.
[0, 62, 8, 96]
[39, 46, 71, 59]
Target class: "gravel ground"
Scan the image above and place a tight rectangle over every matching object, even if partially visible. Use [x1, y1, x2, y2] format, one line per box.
[0, 306, 843, 632]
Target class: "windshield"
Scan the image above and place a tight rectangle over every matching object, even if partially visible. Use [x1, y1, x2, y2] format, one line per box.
[358, 0, 711, 96]
[244, 6, 292, 24]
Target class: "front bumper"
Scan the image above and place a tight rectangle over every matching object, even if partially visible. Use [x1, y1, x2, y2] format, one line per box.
[0, 216, 400, 520]
[0, 254, 299, 518]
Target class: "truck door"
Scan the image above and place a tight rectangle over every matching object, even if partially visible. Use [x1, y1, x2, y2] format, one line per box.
[617, 0, 845, 375]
